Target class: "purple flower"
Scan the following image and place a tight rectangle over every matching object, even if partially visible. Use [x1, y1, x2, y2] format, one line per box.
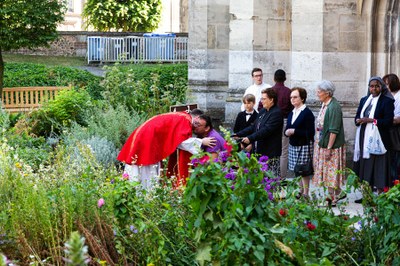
[225, 169, 236, 180]
[259, 155, 269, 163]
[130, 225, 138, 234]
[191, 158, 200, 165]
[268, 192, 274, 200]
[230, 185, 235, 190]
[351, 237, 356, 241]
[213, 157, 219, 163]
[243, 168, 249, 174]
[110, 179, 115, 184]
[219, 151, 229, 162]
[261, 163, 269, 171]
[247, 179, 251, 184]
[246, 152, 251, 158]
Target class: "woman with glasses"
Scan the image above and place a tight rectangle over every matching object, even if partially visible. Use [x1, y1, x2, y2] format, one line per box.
[313, 80, 346, 206]
[285, 87, 315, 198]
[234, 88, 283, 177]
[353, 77, 394, 203]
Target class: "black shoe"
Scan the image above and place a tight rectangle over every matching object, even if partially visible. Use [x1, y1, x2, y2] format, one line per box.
[355, 198, 363, 204]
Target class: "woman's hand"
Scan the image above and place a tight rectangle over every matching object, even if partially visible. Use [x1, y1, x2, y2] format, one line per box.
[202, 137, 216, 147]
[285, 128, 295, 136]
[325, 149, 332, 160]
[356, 117, 374, 124]
[242, 137, 250, 145]
[243, 143, 252, 153]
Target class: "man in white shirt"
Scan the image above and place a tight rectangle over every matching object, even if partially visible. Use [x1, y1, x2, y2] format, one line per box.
[241, 67, 272, 112]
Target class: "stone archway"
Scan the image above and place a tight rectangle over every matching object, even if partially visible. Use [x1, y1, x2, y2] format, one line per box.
[361, 0, 400, 75]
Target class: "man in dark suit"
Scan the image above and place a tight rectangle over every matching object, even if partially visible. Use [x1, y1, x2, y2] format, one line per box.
[234, 88, 283, 176]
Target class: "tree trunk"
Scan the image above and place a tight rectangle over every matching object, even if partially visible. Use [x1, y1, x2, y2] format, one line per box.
[0, 47, 3, 100]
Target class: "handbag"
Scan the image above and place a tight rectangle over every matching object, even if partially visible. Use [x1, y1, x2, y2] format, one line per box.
[389, 125, 400, 151]
[367, 123, 387, 155]
[294, 143, 314, 177]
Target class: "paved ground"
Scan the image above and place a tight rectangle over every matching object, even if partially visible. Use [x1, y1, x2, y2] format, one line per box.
[285, 175, 365, 217]
[75, 66, 106, 77]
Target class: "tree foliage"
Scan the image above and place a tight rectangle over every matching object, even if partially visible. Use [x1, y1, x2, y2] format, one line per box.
[82, 0, 162, 32]
[0, 0, 66, 97]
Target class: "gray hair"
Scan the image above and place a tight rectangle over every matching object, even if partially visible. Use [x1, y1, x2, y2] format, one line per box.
[317, 80, 335, 97]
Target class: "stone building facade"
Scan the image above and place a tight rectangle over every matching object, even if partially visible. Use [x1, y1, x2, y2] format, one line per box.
[188, 0, 400, 155]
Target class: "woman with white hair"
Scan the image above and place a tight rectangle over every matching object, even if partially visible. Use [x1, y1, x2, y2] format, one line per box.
[313, 80, 347, 206]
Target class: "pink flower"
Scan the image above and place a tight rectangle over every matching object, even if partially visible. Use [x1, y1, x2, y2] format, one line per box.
[122, 172, 130, 180]
[97, 198, 105, 208]
[199, 155, 210, 165]
[223, 142, 233, 155]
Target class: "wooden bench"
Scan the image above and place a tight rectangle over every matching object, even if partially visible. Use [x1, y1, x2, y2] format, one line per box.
[2, 86, 71, 113]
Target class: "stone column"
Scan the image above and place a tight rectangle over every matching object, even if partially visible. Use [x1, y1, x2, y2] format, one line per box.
[291, 0, 324, 96]
[225, 0, 256, 123]
[188, 0, 230, 125]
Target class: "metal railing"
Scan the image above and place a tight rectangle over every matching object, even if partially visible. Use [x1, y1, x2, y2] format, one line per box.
[87, 36, 188, 64]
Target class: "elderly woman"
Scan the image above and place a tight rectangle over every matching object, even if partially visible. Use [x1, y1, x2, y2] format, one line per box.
[313, 80, 346, 206]
[353, 77, 394, 203]
[235, 88, 284, 177]
[285, 87, 315, 198]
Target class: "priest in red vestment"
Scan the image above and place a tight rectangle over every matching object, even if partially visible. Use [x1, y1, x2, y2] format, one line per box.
[117, 110, 213, 188]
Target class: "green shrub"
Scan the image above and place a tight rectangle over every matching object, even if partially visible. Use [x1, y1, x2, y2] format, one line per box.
[0, 141, 118, 265]
[64, 231, 90, 265]
[106, 176, 196, 265]
[66, 104, 146, 150]
[185, 130, 362, 265]
[101, 63, 188, 116]
[20, 89, 93, 137]
[4, 63, 103, 100]
[5, 131, 53, 171]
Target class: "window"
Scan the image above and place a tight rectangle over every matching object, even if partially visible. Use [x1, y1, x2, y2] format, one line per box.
[68, 0, 74, 12]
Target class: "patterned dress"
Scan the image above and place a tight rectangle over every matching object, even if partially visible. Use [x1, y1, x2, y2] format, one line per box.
[313, 103, 346, 188]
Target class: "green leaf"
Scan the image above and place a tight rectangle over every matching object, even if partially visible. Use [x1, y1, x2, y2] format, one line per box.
[196, 243, 212, 263]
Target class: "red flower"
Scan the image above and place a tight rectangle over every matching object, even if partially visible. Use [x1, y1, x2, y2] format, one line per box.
[374, 216, 379, 223]
[394, 180, 400, 186]
[279, 208, 287, 217]
[199, 155, 210, 165]
[224, 142, 233, 155]
[306, 222, 316, 231]
[383, 187, 389, 193]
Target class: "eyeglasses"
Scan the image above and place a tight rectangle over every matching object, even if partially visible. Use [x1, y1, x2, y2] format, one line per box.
[369, 84, 381, 88]
[253, 74, 263, 78]
[194, 122, 206, 127]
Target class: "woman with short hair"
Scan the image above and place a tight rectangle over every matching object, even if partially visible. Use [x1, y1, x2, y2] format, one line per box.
[285, 87, 315, 198]
[313, 80, 347, 206]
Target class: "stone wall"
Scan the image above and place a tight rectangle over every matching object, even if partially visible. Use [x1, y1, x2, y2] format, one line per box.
[188, 0, 400, 164]
[8, 31, 188, 58]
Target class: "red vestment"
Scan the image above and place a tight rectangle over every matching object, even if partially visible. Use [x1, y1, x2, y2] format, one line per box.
[117, 112, 193, 186]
